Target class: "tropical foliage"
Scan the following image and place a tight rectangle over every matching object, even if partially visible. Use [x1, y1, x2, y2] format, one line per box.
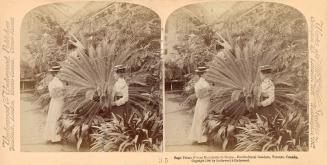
[203, 111, 242, 151]
[166, 2, 309, 151]
[219, 3, 308, 95]
[169, 25, 218, 76]
[24, 2, 161, 108]
[57, 38, 160, 150]
[90, 111, 163, 152]
[202, 35, 307, 151]
[22, 2, 162, 151]
[205, 38, 300, 119]
[234, 112, 308, 151]
[167, 2, 308, 98]
[180, 75, 199, 108]
[71, 3, 161, 74]
[23, 13, 72, 113]
[35, 91, 51, 112]
[24, 15, 69, 74]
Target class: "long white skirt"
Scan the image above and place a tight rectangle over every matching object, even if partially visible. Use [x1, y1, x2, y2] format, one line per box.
[188, 96, 210, 143]
[44, 97, 64, 142]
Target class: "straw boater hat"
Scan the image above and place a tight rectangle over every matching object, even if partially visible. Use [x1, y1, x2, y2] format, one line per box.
[259, 65, 273, 74]
[49, 65, 61, 72]
[114, 65, 126, 74]
[195, 66, 208, 74]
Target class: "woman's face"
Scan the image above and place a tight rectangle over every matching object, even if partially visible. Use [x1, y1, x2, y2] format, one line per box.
[259, 72, 271, 80]
[113, 72, 119, 80]
[114, 72, 123, 80]
[50, 72, 58, 77]
[197, 72, 203, 77]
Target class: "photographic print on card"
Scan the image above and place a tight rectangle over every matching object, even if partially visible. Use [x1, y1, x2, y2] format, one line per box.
[20, 1, 162, 152]
[164, 1, 308, 152]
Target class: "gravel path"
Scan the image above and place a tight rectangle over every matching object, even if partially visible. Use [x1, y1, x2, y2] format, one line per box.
[165, 93, 220, 152]
[20, 93, 77, 152]
[21, 92, 220, 152]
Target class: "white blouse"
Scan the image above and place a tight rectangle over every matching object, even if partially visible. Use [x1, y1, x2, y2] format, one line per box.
[194, 77, 210, 99]
[48, 77, 64, 99]
[259, 78, 275, 107]
[112, 78, 129, 106]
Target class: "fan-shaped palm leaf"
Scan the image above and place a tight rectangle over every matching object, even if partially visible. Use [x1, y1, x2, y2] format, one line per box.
[57, 38, 159, 150]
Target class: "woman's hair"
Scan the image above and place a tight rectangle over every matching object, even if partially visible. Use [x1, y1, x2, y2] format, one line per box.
[259, 65, 274, 75]
[260, 69, 273, 74]
[197, 72, 204, 76]
[50, 71, 58, 76]
[115, 71, 124, 78]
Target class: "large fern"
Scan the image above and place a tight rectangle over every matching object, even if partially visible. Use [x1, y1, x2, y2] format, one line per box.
[90, 111, 163, 152]
[234, 112, 308, 151]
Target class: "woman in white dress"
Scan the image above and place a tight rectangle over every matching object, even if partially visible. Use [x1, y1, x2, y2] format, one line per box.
[92, 65, 129, 118]
[111, 65, 129, 117]
[189, 66, 211, 143]
[44, 65, 65, 143]
[254, 65, 276, 122]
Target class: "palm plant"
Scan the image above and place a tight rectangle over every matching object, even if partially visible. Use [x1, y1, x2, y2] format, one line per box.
[90, 111, 163, 152]
[57, 38, 159, 150]
[218, 2, 308, 93]
[198, 4, 308, 150]
[34, 74, 54, 112]
[180, 75, 198, 108]
[234, 112, 308, 151]
[34, 92, 51, 112]
[203, 38, 306, 150]
[71, 3, 161, 73]
[164, 2, 308, 151]
[203, 111, 251, 151]
[25, 14, 69, 75]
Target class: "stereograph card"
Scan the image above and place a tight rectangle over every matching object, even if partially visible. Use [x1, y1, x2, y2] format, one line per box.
[0, 0, 326, 164]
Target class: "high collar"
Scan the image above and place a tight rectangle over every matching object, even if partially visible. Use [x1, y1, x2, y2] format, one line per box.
[116, 77, 125, 82]
[262, 77, 271, 82]
[198, 77, 205, 82]
[52, 76, 58, 81]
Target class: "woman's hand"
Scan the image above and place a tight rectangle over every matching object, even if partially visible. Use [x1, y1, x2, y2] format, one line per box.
[257, 102, 262, 107]
[111, 102, 116, 106]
